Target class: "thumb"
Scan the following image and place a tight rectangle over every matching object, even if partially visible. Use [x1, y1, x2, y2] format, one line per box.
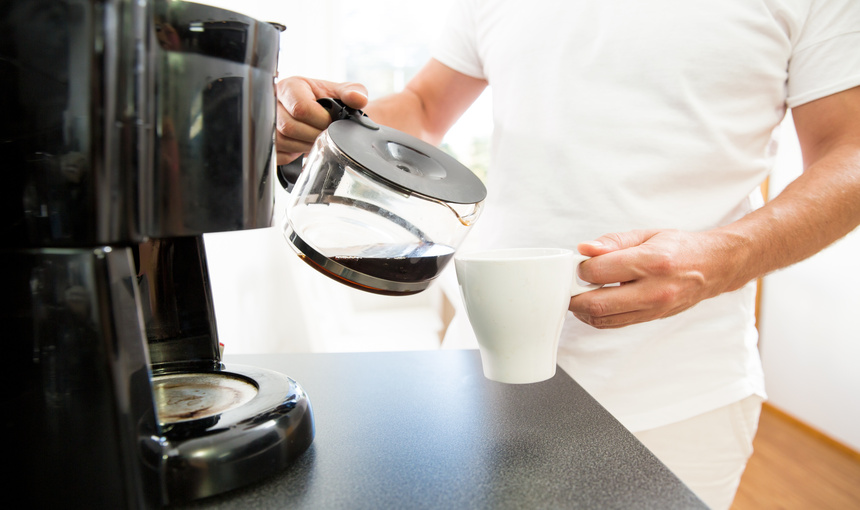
[577, 230, 659, 256]
[299, 77, 369, 106]
[333, 82, 369, 110]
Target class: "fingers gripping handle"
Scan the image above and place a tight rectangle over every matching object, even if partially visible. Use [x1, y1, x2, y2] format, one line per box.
[316, 98, 379, 130]
[570, 253, 603, 296]
[277, 98, 379, 191]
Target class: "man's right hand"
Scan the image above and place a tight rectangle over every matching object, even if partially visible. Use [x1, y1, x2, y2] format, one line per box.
[275, 77, 369, 165]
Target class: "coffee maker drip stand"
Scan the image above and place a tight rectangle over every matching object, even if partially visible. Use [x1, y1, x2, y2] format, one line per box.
[3, 241, 314, 507]
[138, 237, 315, 504]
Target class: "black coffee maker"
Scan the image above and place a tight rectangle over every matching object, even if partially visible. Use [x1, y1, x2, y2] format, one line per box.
[0, 1, 313, 507]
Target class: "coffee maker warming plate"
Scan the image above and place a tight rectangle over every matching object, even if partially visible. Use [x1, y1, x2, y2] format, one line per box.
[154, 373, 258, 424]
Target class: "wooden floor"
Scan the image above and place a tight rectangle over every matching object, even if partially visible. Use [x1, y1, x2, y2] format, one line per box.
[732, 403, 860, 510]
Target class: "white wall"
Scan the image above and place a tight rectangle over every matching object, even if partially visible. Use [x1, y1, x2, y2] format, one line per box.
[759, 114, 860, 452]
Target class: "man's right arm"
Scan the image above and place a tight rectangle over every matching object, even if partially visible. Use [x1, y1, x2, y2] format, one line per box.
[364, 58, 488, 145]
[275, 58, 487, 165]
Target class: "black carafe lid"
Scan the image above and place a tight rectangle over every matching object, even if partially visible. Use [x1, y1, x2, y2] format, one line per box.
[320, 99, 487, 205]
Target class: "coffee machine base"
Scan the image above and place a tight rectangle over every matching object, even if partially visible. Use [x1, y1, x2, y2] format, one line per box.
[148, 364, 314, 504]
[3, 247, 314, 508]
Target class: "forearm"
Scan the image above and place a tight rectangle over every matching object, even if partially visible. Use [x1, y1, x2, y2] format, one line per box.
[365, 58, 487, 146]
[364, 88, 437, 143]
[709, 86, 860, 294]
[711, 143, 860, 293]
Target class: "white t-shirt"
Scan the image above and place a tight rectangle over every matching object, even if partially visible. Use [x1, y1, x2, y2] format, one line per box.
[434, 0, 860, 431]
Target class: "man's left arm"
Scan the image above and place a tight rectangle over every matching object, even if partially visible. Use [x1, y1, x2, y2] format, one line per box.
[570, 86, 860, 329]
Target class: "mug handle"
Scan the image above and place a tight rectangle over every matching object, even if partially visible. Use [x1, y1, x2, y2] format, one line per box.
[570, 253, 604, 296]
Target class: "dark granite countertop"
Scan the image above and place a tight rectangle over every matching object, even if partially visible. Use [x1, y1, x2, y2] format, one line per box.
[181, 349, 706, 509]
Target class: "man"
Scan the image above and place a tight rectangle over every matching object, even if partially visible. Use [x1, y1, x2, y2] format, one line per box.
[275, 1, 860, 507]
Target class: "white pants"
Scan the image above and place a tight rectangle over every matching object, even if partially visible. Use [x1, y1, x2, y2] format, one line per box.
[633, 395, 764, 510]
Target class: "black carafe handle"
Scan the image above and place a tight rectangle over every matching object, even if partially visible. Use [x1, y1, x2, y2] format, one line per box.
[277, 157, 303, 192]
[316, 97, 379, 129]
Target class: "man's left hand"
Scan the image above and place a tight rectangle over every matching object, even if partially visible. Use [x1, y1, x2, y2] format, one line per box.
[570, 229, 744, 329]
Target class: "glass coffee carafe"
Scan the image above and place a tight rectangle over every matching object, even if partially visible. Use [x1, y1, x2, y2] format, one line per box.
[281, 99, 487, 295]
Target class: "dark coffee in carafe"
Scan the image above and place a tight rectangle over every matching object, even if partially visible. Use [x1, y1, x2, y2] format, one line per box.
[330, 242, 455, 283]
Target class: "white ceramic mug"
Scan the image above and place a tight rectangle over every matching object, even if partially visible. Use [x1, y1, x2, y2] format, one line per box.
[454, 247, 602, 384]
